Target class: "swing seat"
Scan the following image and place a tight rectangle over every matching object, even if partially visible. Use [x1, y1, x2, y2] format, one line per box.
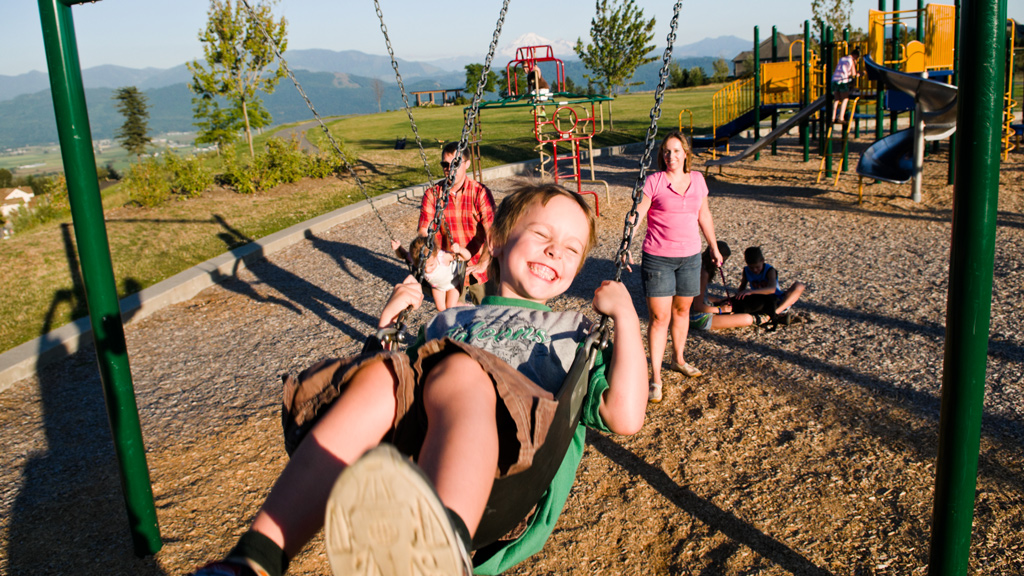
[471, 331, 601, 551]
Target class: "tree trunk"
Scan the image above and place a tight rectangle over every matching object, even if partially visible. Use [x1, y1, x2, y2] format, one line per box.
[242, 98, 254, 158]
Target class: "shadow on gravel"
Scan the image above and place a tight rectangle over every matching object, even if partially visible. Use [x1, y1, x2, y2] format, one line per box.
[5, 225, 166, 573]
[587, 431, 835, 576]
[701, 327, 1024, 495]
[208, 218, 394, 342]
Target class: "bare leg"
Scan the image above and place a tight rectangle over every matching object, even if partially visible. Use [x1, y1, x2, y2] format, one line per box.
[417, 352, 499, 535]
[836, 96, 850, 123]
[432, 287, 448, 312]
[250, 360, 398, 557]
[646, 296, 672, 386]
[775, 282, 805, 314]
[668, 295, 693, 366]
[709, 313, 756, 330]
[444, 288, 460, 310]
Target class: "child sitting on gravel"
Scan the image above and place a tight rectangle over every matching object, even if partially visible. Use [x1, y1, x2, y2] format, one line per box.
[192, 183, 647, 576]
[733, 246, 806, 323]
[392, 236, 472, 311]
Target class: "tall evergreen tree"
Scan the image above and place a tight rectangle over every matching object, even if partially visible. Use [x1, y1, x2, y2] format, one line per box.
[573, 0, 656, 128]
[573, 0, 657, 94]
[188, 0, 287, 157]
[112, 86, 152, 157]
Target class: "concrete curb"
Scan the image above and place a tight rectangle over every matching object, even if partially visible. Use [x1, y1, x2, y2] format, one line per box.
[0, 142, 645, 392]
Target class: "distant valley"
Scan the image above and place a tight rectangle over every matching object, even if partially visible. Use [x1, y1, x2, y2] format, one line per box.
[0, 37, 747, 150]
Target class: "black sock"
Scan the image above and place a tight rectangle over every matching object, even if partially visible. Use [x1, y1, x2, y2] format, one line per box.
[228, 531, 289, 576]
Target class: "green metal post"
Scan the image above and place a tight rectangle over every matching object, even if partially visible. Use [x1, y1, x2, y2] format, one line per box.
[754, 26, 761, 161]
[843, 27, 851, 171]
[892, 0, 902, 134]
[825, 26, 833, 178]
[928, 1, 1006, 574]
[771, 26, 779, 156]
[948, 0, 961, 185]
[802, 20, 811, 162]
[878, 0, 887, 140]
[918, 0, 925, 41]
[37, 0, 162, 556]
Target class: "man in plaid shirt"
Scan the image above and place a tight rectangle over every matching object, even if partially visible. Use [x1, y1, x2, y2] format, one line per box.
[418, 141, 496, 303]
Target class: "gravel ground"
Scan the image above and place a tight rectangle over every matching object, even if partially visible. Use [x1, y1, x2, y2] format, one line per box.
[1, 140, 1022, 575]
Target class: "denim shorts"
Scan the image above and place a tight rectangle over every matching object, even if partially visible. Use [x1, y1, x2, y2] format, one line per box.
[641, 252, 701, 298]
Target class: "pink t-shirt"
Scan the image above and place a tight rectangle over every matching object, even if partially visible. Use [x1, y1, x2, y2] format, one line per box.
[641, 170, 708, 258]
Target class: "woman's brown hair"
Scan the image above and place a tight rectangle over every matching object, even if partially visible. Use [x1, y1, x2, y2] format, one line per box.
[656, 130, 694, 173]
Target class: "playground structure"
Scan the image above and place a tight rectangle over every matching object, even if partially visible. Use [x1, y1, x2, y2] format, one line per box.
[29, 0, 1012, 573]
[468, 45, 613, 215]
[701, 2, 971, 196]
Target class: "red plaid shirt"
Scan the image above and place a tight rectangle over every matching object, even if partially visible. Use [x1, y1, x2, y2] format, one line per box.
[418, 177, 496, 283]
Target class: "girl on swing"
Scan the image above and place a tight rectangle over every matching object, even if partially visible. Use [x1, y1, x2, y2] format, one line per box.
[392, 235, 472, 311]
[193, 183, 647, 576]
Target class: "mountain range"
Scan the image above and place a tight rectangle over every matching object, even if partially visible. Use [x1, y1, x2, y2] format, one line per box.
[0, 34, 749, 150]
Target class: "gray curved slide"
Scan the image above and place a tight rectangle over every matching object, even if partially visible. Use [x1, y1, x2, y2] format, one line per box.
[856, 57, 957, 182]
[705, 95, 827, 167]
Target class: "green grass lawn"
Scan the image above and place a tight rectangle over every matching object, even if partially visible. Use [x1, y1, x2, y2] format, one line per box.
[0, 83, 740, 355]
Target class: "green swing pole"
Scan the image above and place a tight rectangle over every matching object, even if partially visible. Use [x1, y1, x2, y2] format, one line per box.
[878, 0, 887, 141]
[754, 26, 761, 161]
[927, 0, 1006, 574]
[948, 0, 961, 185]
[802, 20, 811, 162]
[771, 26, 778, 156]
[891, 0, 902, 134]
[842, 26, 851, 172]
[37, 0, 162, 556]
[825, 26, 834, 178]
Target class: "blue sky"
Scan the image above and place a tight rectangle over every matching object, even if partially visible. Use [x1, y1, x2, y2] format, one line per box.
[3, 0, 1011, 77]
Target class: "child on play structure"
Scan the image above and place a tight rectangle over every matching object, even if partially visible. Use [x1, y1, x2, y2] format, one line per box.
[392, 235, 472, 312]
[192, 183, 647, 576]
[831, 47, 861, 124]
[733, 246, 806, 321]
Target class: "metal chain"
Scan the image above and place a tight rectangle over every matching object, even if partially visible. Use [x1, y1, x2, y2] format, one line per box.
[415, 0, 511, 284]
[238, 0, 398, 244]
[593, 0, 683, 345]
[613, 0, 683, 285]
[373, 0, 436, 196]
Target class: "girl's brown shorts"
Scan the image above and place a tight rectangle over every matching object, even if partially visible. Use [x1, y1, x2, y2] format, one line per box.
[281, 337, 560, 477]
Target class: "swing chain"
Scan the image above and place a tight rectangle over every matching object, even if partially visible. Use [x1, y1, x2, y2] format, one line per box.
[238, 0, 398, 245]
[612, 0, 683, 286]
[414, 0, 511, 284]
[373, 0, 437, 192]
[392, 0, 511, 336]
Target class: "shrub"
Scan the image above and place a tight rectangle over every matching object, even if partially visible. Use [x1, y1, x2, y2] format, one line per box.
[123, 159, 170, 207]
[305, 150, 344, 179]
[164, 154, 213, 198]
[260, 138, 306, 186]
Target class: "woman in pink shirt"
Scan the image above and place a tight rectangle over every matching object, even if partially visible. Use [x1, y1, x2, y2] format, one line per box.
[631, 131, 722, 403]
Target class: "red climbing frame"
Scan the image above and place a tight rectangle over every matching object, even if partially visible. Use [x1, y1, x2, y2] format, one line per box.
[505, 45, 566, 96]
[533, 101, 602, 215]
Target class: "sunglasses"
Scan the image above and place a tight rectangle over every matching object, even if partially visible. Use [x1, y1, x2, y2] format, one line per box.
[440, 160, 452, 171]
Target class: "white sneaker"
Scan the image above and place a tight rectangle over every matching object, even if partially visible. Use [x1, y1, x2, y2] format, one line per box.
[326, 444, 473, 576]
[648, 381, 663, 403]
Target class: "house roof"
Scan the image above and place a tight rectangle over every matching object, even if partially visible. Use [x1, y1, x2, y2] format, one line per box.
[2, 187, 34, 202]
[732, 33, 801, 62]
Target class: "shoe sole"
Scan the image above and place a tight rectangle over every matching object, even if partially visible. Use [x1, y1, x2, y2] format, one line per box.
[668, 363, 702, 378]
[326, 444, 470, 576]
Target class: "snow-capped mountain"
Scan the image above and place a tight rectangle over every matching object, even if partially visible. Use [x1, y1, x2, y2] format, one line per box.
[498, 33, 578, 61]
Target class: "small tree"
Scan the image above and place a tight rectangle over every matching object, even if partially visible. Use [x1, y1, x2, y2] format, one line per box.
[464, 63, 499, 94]
[0, 168, 12, 187]
[112, 86, 152, 157]
[574, 0, 656, 96]
[188, 0, 287, 158]
[687, 66, 706, 87]
[811, 0, 854, 40]
[574, 0, 656, 128]
[372, 78, 386, 113]
[712, 58, 730, 83]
